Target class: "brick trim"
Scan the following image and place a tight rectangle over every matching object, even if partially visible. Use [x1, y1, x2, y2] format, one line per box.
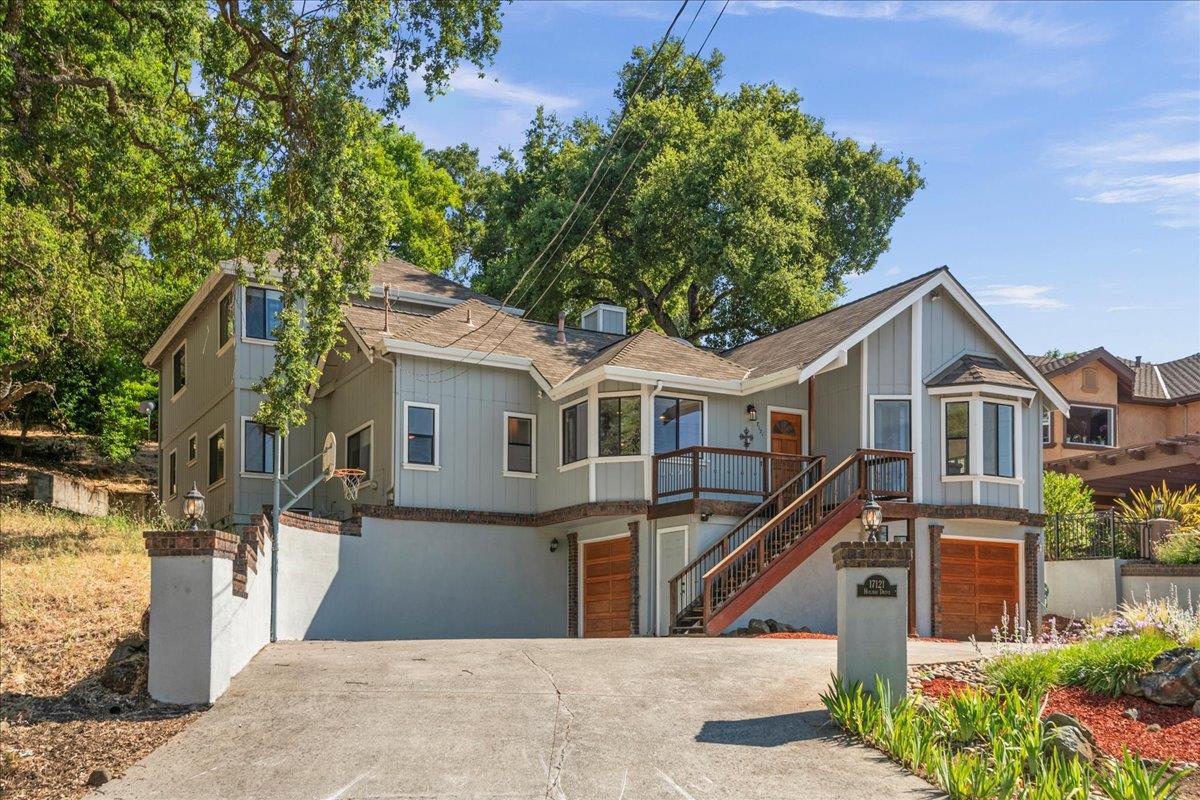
[929, 523, 943, 638]
[881, 501, 1044, 527]
[628, 521, 640, 636]
[1121, 562, 1200, 577]
[278, 509, 362, 536]
[353, 501, 646, 528]
[144, 529, 240, 559]
[831, 541, 913, 569]
[567, 533, 579, 637]
[1024, 530, 1041, 634]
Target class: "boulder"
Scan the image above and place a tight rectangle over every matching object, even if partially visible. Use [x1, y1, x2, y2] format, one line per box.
[747, 618, 770, 635]
[87, 769, 112, 787]
[1123, 707, 1139, 721]
[99, 653, 146, 695]
[1193, 699, 1200, 717]
[1042, 713, 1099, 766]
[1136, 648, 1200, 707]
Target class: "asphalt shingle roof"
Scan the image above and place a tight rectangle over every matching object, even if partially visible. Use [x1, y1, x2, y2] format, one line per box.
[927, 355, 1035, 391]
[369, 255, 500, 304]
[570, 329, 748, 383]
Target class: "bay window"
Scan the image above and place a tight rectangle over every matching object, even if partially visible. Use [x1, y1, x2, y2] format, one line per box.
[654, 396, 703, 453]
[944, 401, 969, 476]
[598, 396, 641, 457]
[982, 401, 1015, 478]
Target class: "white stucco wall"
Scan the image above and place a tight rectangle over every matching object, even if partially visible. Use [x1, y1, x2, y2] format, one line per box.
[1120, 574, 1200, 608]
[1044, 558, 1121, 619]
[276, 517, 568, 640]
[229, 545, 272, 675]
[147, 556, 232, 705]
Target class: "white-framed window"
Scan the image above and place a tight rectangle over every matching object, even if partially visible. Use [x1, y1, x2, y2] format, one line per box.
[346, 420, 373, 479]
[403, 401, 439, 470]
[1065, 404, 1114, 447]
[167, 449, 178, 499]
[1041, 408, 1052, 446]
[171, 343, 186, 398]
[940, 395, 1023, 487]
[187, 433, 197, 465]
[598, 395, 641, 457]
[653, 395, 704, 454]
[944, 400, 970, 476]
[207, 425, 226, 487]
[218, 289, 234, 351]
[243, 286, 283, 343]
[982, 401, 1015, 478]
[503, 412, 536, 477]
[241, 417, 280, 476]
[560, 399, 588, 466]
[870, 396, 911, 451]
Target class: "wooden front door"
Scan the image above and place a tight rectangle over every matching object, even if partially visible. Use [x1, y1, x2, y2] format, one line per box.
[769, 411, 805, 490]
[583, 537, 632, 638]
[937, 539, 1020, 640]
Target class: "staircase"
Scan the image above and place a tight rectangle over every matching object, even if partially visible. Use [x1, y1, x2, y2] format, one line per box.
[667, 449, 912, 636]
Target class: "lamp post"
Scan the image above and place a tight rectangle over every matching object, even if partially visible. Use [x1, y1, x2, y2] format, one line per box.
[1152, 497, 1165, 519]
[183, 483, 205, 531]
[861, 493, 885, 542]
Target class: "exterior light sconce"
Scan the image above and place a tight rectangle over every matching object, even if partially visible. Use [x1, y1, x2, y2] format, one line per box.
[549, 538, 560, 553]
[746, 404, 757, 422]
[183, 483, 205, 531]
[860, 493, 884, 542]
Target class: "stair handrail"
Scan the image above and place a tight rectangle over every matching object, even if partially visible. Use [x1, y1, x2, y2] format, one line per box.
[665, 455, 825, 629]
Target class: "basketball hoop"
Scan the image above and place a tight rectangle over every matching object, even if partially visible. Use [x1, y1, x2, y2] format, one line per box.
[331, 468, 367, 501]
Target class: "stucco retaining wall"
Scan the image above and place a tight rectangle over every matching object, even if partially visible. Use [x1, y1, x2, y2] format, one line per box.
[1045, 559, 1200, 618]
[28, 471, 108, 517]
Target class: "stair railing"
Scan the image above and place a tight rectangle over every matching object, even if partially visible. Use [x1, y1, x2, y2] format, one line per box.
[701, 448, 912, 624]
[667, 456, 825, 629]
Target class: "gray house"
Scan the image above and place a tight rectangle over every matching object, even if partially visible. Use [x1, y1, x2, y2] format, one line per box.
[143, 261, 1068, 641]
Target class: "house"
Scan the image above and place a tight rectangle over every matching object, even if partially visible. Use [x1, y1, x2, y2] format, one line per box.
[1028, 348, 1200, 504]
[143, 262, 1067, 641]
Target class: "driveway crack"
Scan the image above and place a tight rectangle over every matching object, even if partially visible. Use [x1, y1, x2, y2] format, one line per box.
[521, 649, 574, 800]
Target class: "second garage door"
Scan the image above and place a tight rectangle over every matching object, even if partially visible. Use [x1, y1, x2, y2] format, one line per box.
[583, 537, 631, 638]
[938, 538, 1019, 640]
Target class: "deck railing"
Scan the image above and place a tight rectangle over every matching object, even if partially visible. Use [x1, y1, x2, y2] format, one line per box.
[651, 446, 817, 505]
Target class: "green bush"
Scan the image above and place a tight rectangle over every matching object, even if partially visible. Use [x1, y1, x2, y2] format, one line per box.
[984, 649, 1062, 698]
[985, 633, 1176, 698]
[1043, 471, 1095, 516]
[1155, 530, 1200, 565]
[94, 374, 157, 462]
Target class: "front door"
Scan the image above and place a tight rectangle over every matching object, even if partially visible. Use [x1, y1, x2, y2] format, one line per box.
[769, 410, 805, 490]
[656, 527, 688, 635]
[582, 537, 632, 638]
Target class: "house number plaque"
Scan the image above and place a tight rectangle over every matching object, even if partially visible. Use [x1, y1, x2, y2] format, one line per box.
[856, 574, 898, 598]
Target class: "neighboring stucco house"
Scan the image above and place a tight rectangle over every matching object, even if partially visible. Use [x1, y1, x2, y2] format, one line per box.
[143, 262, 1067, 641]
[1029, 348, 1200, 504]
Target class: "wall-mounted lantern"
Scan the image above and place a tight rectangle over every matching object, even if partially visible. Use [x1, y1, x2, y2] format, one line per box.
[746, 404, 757, 422]
[183, 483, 205, 531]
[549, 537, 560, 553]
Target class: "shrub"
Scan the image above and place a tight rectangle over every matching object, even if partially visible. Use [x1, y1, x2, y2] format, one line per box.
[94, 374, 157, 462]
[984, 650, 1062, 698]
[1043, 471, 1096, 516]
[1117, 587, 1199, 646]
[1155, 530, 1200, 565]
[985, 633, 1176, 698]
[1115, 481, 1200, 529]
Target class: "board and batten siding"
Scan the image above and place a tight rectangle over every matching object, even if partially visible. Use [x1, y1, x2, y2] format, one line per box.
[535, 388, 589, 512]
[811, 343, 862, 466]
[866, 311, 912, 396]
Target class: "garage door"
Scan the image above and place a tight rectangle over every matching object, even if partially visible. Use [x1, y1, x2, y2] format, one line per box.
[938, 539, 1019, 640]
[583, 537, 631, 638]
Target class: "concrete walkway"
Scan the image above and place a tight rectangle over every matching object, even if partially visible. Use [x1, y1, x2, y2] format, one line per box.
[100, 638, 982, 800]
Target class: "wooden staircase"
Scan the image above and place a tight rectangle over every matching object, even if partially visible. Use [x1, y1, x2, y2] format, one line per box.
[667, 449, 912, 636]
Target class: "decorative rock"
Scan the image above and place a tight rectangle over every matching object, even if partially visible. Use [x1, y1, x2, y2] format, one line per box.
[746, 618, 770, 635]
[1122, 677, 1144, 697]
[1146, 723, 1162, 733]
[1123, 707, 1139, 721]
[1043, 712, 1100, 752]
[87, 769, 112, 787]
[1136, 647, 1200, 707]
[1042, 724, 1095, 766]
[1193, 699, 1200, 717]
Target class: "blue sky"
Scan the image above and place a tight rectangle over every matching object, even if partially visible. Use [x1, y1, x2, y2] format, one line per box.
[398, 0, 1200, 362]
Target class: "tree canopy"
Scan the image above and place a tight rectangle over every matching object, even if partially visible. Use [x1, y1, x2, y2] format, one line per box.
[452, 42, 924, 348]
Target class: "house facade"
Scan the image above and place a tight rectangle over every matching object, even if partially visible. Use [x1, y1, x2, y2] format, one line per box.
[144, 263, 1067, 641]
[1030, 348, 1200, 503]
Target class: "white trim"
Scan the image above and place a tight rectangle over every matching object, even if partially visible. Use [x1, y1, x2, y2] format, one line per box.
[587, 385, 599, 502]
[927, 383, 1036, 401]
[239, 416, 287, 478]
[559, 396, 589, 468]
[1064, 402, 1116, 448]
[402, 401, 440, 469]
[169, 342, 187, 401]
[860, 340, 869, 448]
[345, 419, 375, 480]
[765, 405, 809, 456]
[240, 284, 283, 345]
[656, 524, 689, 636]
[502, 411, 537, 478]
[384, 338, 554, 394]
[910, 300, 924, 502]
[1153, 365, 1171, 400]
[867, 395, 912, 451]
[342, 318, 373, 362]
[186, 433, 197, 466]
[391, 356, 400, 504]
[939, 395, 1024, 502]
[166, 448, 178, 499]
[581, 303, 628, 334]
[206, 424, 227, 489]
[550, 365, 743, 401]
[216, 289, 235, 356]
[1041, 407, 1053, 446]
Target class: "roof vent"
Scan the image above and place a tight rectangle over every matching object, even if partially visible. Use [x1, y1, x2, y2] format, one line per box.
[556, 311, 566, 344]
[466, 307, 474, 327]
[1135, 355, 1142, 368]
[580, 302, 627, 335]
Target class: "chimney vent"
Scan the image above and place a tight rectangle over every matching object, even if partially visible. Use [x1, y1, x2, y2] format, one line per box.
[466, 307, 474, 327]
[1135, 355, 1142, 367]
[556, 311, 566, 344]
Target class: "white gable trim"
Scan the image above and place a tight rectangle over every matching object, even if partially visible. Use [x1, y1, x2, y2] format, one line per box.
[382, 338, 553, 394]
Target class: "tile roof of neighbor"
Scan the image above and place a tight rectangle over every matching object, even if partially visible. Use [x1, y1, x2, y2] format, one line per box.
[927, 355, 1035, 391]
[721, 267, 945, 378]
[1027, 348, 1200, 402]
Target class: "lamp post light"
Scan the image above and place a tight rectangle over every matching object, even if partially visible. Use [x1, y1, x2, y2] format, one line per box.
[183, 483, 205, 531]
[861, 493, 885, 542]
[1152, 497, 1165, 519]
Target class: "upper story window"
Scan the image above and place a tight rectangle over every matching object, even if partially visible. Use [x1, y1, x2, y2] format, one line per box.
[245, 286, 283, 342]
[1066, 404, 1113, 447]
[871, 398, 911, 451]
[187, 434, 197, 464]
[218, 290, 234, 349]
[404, 402, 438, 468]
[654, 396, 702, 454]
[1041, 409, 1052, 445]
[347, 422, 372, 478]
[982, 401, 1015, 478]
[944, 401, 969, 476]
[167, 449, 177, 498]
[171, 343, 186, 397]
[242, 419, 278, 475]
[208, 426, 226, 487]
[599, 396, 641, 457]
[561, 400, 588, 465]
[503, 413, 535, 476]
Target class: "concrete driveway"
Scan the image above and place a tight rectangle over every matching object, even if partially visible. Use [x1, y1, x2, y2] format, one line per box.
[100, 638, 982, 800]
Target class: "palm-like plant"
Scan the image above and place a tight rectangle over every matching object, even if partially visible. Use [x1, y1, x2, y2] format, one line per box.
[1114, 481, 1200, 529]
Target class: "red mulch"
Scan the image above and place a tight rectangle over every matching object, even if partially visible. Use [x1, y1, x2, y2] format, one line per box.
[1044, 686, 1200, 764]
[919, 677, 975, 700]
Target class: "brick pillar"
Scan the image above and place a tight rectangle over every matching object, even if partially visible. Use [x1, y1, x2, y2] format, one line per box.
[628, 520, 640, 636]
[1024, 529, 1042, 636]
[928, 523, 943, 638]
[567, 532, 579, 637]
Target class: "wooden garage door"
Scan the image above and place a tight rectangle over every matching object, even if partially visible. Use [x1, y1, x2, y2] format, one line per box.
[583, 537, 631, 638]
[938, 539, 1019, 640]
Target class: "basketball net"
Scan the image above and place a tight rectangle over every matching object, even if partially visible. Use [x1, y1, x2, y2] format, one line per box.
[331, 468, 367, 501]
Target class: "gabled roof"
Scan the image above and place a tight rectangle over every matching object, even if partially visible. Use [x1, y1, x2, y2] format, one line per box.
[722, 268, 945, 379]
[569, 329, 747, 384]
[927, 355, 1035, 391]
[369, 254, 501, 305]
[1028, 347, 1200, 403]
[343, 303, 429, 352]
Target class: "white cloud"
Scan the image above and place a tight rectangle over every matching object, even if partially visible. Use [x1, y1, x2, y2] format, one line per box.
[974, 285, 1067, 311]
[448, 71, 579, 111]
